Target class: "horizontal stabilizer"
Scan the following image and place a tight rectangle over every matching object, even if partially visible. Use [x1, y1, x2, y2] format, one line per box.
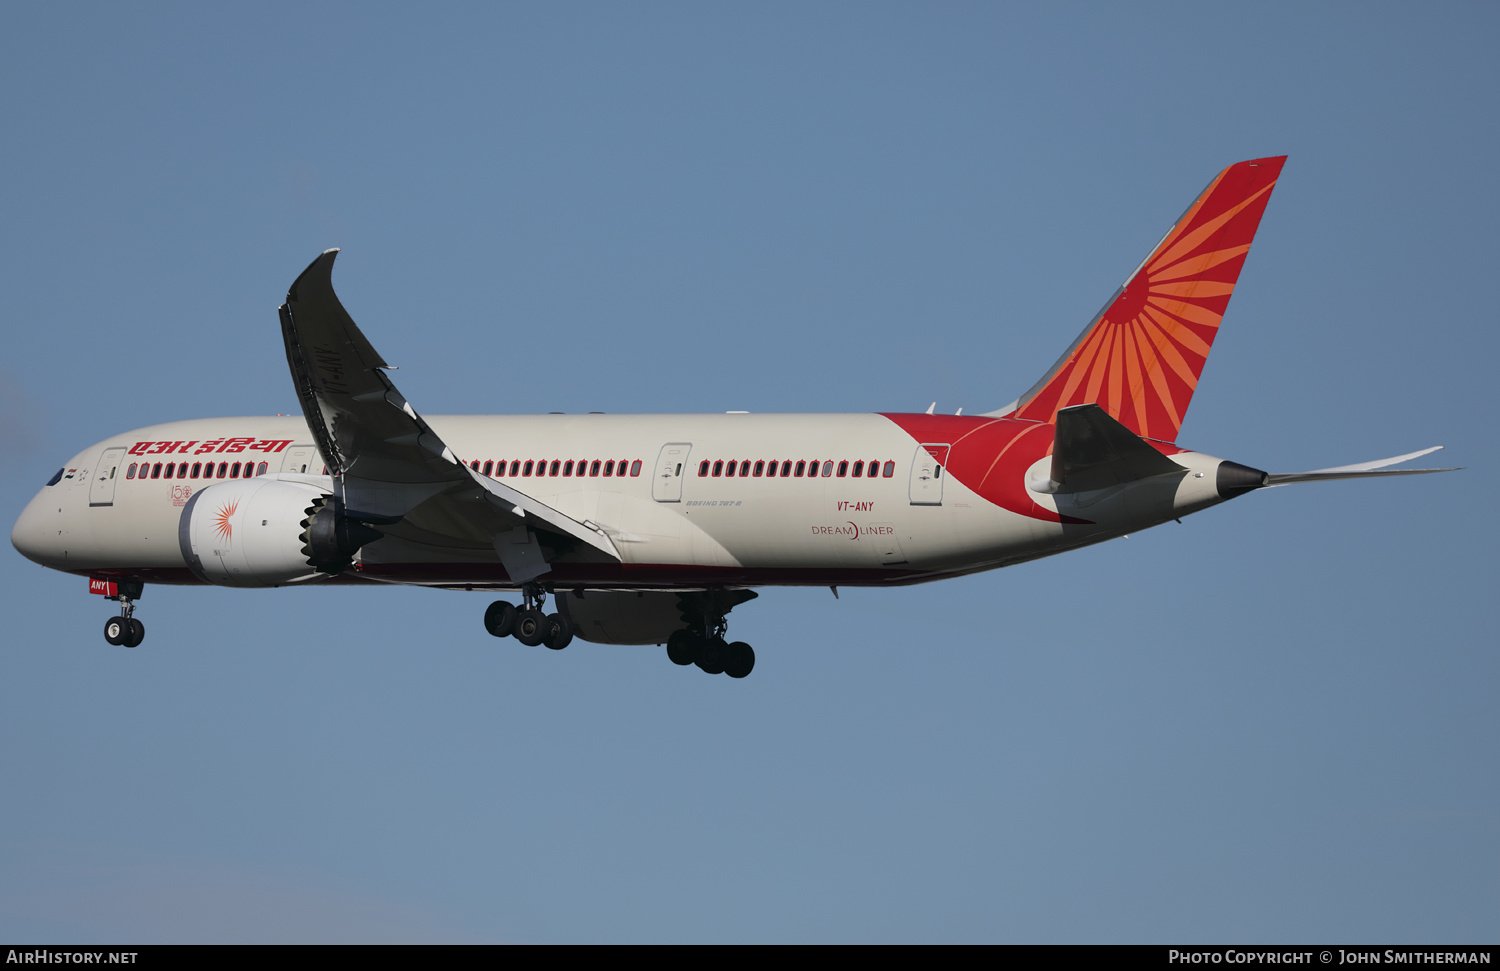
[1034, 404, 1186, 494]
[1266, 447, 1458, 487]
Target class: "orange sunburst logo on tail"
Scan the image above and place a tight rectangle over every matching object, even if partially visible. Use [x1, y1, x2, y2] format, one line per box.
[1014, 156, 1286, 441]
[213, 501, 238, 544]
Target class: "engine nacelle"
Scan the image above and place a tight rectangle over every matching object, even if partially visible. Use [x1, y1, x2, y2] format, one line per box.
[178, 477, 341, 588]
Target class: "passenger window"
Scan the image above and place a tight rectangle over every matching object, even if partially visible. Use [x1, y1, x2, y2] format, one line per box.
[179, 464, 189, 478]
[163, 462, 175, 478]
[883, 460, 895, 477]
[483, 460, 493, 475]
[726, 460, 736, 477]
[631, 460, 642, 476]
[699, 460, 709, 476]
[781, 460, 792, 477]
[550, 460, 561, 476]
[713, 460, 723, 477]
[590, 460, 601, 476]
[754, 461, 764, 477]
[523, 460, 533, 476]
[563, 460, 573, 476]
[795, 460, 805, 477]
[257, 462, 268, 476]
[852, 461, 863, 477]
[151, 463, 162, 479]
[510, 460, 520, 476]
[218, 462, 228, 477]
[126, 464, 137, 479]
[471, 460, 480, 471]
[822, 461, 833, 477]
[604, 460, 614, 477]
[229, 463, 239, 478]
[837, 461, 848, 477]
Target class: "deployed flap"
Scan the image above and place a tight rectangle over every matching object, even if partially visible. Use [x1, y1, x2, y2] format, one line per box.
[279, 249, 619, 563]
[1035, 404, 1187, 494]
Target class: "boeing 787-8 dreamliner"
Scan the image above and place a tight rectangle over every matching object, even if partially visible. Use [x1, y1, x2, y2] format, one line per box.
[11, 156, 1453, 678]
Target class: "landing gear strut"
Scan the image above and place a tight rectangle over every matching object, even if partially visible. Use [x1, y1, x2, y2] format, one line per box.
[101, 580, 145, 648]
[668, 589, 757, 678]
[484, 582, 572, 651]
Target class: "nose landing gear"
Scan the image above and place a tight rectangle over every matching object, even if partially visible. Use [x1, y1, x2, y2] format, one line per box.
[101, 580, 145, 648]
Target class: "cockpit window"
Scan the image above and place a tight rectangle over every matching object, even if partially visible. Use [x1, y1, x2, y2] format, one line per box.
[46, 468, 64, 486]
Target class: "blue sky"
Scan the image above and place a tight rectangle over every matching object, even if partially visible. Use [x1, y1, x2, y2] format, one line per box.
[2, 3, 1495, 942]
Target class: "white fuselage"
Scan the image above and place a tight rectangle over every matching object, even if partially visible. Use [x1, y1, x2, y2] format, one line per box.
[13, 411, 1231, 591]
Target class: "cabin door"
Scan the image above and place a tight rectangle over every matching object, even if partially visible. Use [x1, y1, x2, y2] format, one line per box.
[652, 443, 692, 502]
[89, 448, 127, 506]
[908, 443, 950, 505]
[280, 446, 318, 474]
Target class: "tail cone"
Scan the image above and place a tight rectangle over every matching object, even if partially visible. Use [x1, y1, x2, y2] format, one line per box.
[1216, 460, 1269, 499]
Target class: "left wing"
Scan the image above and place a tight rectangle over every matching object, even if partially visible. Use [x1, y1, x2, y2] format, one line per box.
[278, 249, 619, 582]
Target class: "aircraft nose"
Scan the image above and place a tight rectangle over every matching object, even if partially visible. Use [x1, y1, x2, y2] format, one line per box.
[11, 489, 65, 569]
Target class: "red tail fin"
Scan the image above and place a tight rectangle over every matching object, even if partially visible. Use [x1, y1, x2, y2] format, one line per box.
[1011, 156, 1286, 441]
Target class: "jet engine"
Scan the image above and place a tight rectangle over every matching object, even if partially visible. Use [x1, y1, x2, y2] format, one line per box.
[178, 477, 381, 587]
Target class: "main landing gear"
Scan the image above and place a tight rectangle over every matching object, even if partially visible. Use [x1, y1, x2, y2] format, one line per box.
[484, 582, 573, 651]
[667, 589, 757, 679]
[101, 580, 145, 648]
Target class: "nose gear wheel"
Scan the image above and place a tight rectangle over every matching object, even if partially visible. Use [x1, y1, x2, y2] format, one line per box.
[100, 580, 145, 648]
